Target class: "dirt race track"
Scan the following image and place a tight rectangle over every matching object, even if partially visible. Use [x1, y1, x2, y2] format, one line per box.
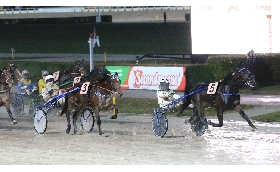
[1, 90, 280, 165]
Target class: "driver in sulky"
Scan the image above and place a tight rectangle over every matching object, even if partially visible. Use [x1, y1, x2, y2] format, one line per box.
[41, 75, 65, 116]
[41, 75, 60, 101]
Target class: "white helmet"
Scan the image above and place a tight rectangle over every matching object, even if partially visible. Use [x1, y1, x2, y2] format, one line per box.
[45, 75, 54, 82]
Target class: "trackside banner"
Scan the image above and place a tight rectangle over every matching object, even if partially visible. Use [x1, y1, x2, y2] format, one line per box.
[106, 66, 186, 90]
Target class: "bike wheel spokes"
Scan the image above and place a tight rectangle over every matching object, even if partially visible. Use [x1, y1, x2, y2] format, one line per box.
[190, 114, 208, 136]
[80, 108, 94, 133]
[152, 112, 168, 137]
[34, 109, 47, 134]
[11, 96, 24, 117]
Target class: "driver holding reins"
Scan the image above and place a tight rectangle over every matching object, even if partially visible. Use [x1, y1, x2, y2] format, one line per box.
[41, 75, 65, 116]
[41, 75, 60, 101]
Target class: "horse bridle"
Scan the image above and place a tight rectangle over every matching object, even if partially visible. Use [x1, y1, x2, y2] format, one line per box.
[110, 75, 122, 92]
[8, 63, 22, 80]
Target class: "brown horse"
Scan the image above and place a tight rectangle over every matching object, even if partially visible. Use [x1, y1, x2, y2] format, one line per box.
[54, 59, 87, 89]
[61, 67, 122, 135]
[0, 69, 18, 125]
[178, 68, 257, 136]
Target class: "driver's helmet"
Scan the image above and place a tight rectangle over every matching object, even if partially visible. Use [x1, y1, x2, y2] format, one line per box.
[22, 70, 30, 79]
[45, 75, 55, 86]
[42, 70, 49, 80]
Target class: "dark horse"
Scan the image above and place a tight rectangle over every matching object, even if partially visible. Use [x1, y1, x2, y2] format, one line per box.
[61, 67, 122, 135]
[178, 68, 257, 136]
[54, 59, 87, 89]
[0, 69, 20, 125]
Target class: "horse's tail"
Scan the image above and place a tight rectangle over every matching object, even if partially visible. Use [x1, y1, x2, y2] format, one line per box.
[177, 83, 194, 116]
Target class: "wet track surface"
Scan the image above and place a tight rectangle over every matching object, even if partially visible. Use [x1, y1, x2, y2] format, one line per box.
[0, 89, 280, 165]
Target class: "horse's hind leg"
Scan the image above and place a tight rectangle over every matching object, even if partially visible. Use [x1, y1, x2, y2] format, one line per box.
[6, 106, 17, 125]
[66, 112, 71, 134]
[73, 113, 79, 134]
[234, 106, 257, 130]
[66, 107, 76, 134]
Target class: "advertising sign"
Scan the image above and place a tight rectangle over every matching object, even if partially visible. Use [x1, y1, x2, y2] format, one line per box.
[106, 66, 186, 90]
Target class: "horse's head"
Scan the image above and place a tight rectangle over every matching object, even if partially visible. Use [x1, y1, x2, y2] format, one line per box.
[111, 72, 123, 97]
[79, 68, 87, 76]
[72, 59, 86, 74]
[237, 68, 256, 89]
[5, 62, 22, 81]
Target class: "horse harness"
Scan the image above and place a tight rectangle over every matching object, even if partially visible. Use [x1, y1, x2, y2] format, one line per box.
[81, 81, 116, 108]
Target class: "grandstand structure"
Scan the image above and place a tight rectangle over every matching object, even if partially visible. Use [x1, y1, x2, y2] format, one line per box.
[0, 6, 191, 22]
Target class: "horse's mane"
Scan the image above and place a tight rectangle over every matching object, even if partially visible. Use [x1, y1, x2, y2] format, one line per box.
[222, 71, 236, 84]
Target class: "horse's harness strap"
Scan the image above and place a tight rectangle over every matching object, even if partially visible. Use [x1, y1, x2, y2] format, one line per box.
[223, 93, 240, 96]
[91, 84, 114, 93]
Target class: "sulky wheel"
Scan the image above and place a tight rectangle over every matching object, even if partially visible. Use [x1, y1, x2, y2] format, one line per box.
[189, 114, 208, 136]
[34, 109, 48, 134]
[11, 96, 24, 117]
[80, 108, 94, 133]
[152, 112, 168, 138]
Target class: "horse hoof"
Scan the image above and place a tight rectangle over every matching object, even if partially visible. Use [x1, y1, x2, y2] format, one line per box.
[12, 120, 17, 125]
[110, 115, 117, 119]
[101, 133, 108, 137]
[252, 126, 258, 131]
[66, 130, 70, 134]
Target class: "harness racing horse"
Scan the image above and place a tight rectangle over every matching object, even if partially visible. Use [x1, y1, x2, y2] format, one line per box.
[0, 69, 18, 125]
[97, 72, 123, 119]
[54, 59, 87, 89]
[61, 67, 122, 135]
[178, 68, 257, 136]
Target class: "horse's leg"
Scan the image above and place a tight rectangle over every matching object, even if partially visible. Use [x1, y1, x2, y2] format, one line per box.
[208, 108, 224, 127]
[234, 105, 257, 130]
[65, 103, 76, 134]
[73, 113, 78, 134]
[111, 104, 118, 119]
[95, 109, 104, 136]
[108, 104, 118, 119]
[66, 110, 71, 134]
[186, 106, 197, 124]
[6, 106, 17, 125]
